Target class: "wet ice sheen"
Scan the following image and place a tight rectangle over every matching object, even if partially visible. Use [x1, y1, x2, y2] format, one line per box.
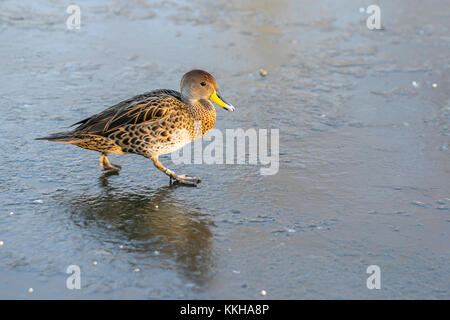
[0, 0, 449, 299]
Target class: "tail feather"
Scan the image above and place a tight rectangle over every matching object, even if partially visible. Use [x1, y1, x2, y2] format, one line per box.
[35, 131, 77, 142]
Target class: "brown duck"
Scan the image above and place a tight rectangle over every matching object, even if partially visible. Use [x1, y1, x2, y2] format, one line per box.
[36, 70, 235, 186]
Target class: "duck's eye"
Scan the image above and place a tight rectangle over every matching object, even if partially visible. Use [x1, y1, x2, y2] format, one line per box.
[200, 82, 206, 86]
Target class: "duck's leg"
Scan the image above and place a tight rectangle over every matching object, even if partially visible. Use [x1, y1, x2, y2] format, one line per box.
[151, 156, 201, 186]
[99, 153, 122, 172]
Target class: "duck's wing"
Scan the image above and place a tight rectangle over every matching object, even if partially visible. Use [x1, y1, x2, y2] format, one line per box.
[73, 89, 184, 135]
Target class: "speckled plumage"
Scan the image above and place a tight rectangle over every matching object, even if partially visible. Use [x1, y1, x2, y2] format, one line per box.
[57, 89, 216, 157]
[37, 70, 234, 186]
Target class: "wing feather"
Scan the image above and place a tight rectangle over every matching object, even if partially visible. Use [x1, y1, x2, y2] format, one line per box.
[72, 90, 183, 136]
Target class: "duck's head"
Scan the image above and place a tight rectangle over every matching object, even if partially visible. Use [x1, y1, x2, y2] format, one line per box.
[180, 69, 235, 111]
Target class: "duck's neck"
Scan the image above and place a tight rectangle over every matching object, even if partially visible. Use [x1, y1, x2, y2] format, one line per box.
[187, 99, 216, 135]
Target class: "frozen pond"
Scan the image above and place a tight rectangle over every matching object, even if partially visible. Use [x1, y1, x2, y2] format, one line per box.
[0, 0, 449, 298]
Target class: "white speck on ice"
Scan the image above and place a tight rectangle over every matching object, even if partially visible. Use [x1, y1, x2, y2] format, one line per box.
[28, 288, 34, 293]
[261, 290, 267, 296]
[33, 200, 43, 204]
[412, 81, 419, 88]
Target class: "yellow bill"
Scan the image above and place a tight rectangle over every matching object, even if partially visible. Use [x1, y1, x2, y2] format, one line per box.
[209, 90, 235, 111]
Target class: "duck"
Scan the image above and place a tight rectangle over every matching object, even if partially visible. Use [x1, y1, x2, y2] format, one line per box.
[36, 69, 235, 186]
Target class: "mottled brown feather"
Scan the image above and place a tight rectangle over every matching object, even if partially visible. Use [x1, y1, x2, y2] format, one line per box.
[73, 89, 181, 135]
[45, 89, 216, 157]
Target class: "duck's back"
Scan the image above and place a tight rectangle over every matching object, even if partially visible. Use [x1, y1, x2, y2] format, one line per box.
[72, 89, 184, 135]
